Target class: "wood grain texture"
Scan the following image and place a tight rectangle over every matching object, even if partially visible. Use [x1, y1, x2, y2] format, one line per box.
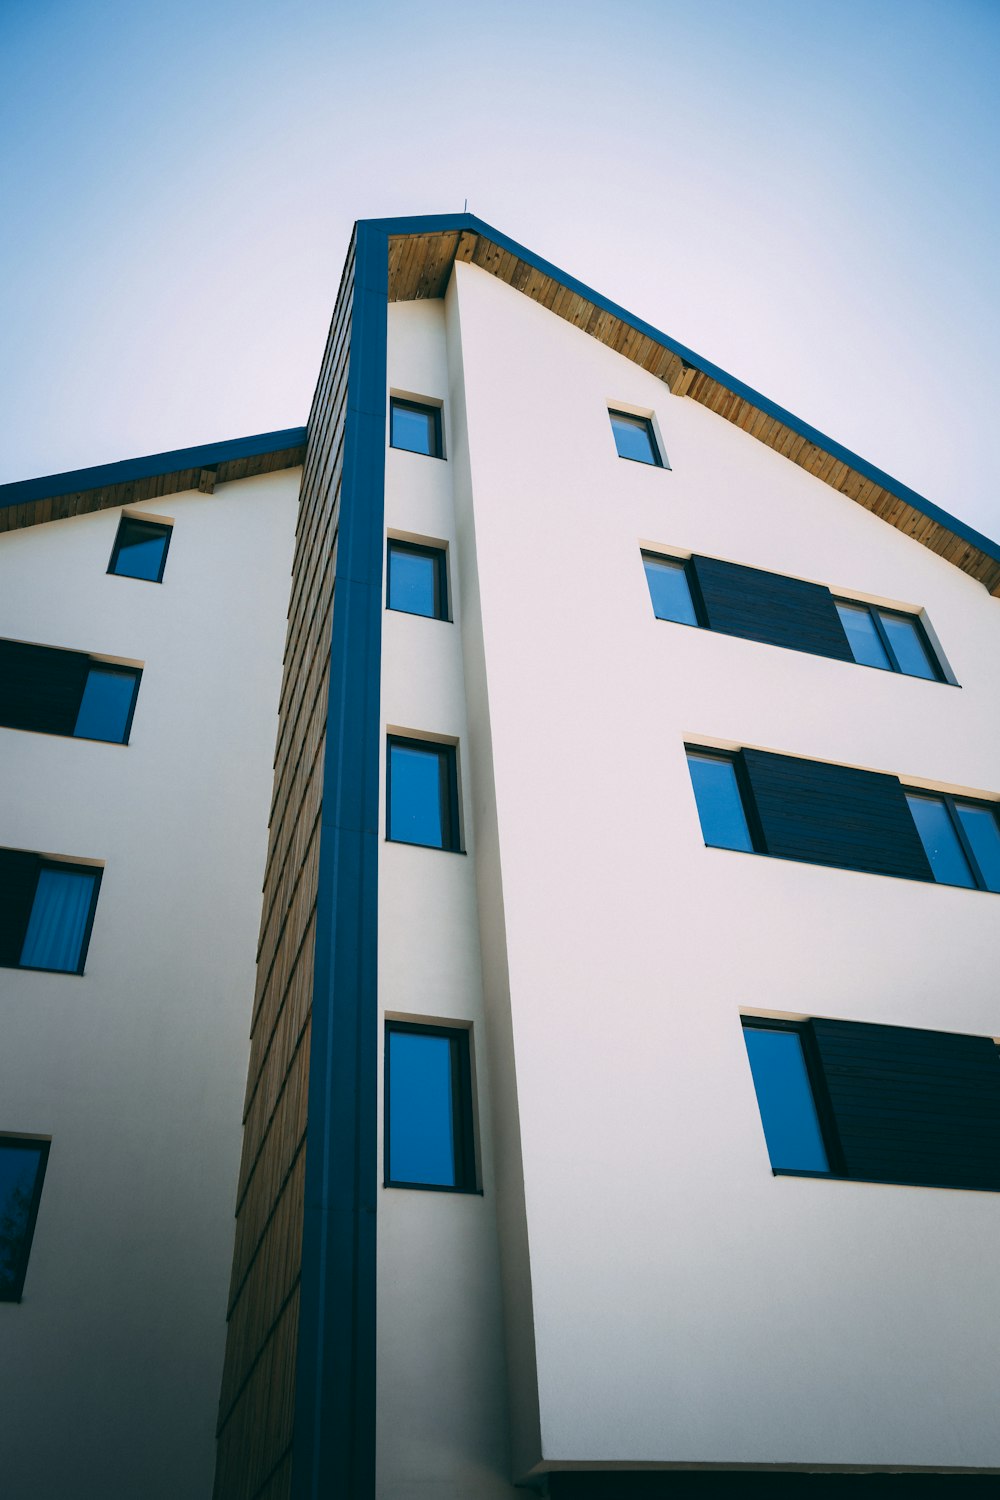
[212, 238, 356, 1500]
[389, 229, 1000, 597]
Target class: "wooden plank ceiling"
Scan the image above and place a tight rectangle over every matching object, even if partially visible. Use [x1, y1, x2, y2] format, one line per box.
[388, 229, 1000, 598]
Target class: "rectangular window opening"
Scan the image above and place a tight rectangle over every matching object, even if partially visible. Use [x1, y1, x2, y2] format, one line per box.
[0, 848, 102, 974]
[385, 1023, 476, 1191]
[906, 791, 1000, 892]
[389, 398, 443, 459]
[609, 409, 663, 467]
[0, 1136, 50, 1302]
[108, 516, 172, 583]
[386, 736, 461, 852]
[0, 640, 141, 744]
[386, 539, 449, 620]
[642, 553, 700, 626]
[835, 599, 943, 681]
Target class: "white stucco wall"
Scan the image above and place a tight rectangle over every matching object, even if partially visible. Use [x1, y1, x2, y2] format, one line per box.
[378, 301, 519, 1498]
[0, 470, 299, 1499]
[443, 259, 1000, 1476]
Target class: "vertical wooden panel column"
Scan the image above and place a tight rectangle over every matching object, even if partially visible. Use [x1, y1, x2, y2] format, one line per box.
[213, 219, 384, 1500]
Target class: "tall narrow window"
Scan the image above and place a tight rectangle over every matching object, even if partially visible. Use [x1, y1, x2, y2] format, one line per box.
[389, 398, 443, 458]
[835, 600, 943, 680]
[0, 849, 101, 974]
[387, 737, 460, 851]
[742, 1023, 830, 1173]
[108, 517, 172, 583]
[0, 1137, 50, 1301]
[608, 409, 663, 466]
[906, 792, 1000, 892]
[642, 554, 700, 626]
[385, 1023, 476, 1191]
[685, 751, 755, 852]
[386, 540, 448, 620]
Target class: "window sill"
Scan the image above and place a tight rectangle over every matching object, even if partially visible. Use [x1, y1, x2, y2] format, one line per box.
[771, 1167, 999, 1194]
[385, 837, 466, 855]
[383, 1180, 483, 1196]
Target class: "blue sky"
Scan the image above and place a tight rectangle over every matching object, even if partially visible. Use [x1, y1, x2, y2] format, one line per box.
[2, 0, 998, 537]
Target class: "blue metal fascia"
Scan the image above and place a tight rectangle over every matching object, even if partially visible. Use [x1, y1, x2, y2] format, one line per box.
[291, 222, 385, 1500]
[0, 427, 308, 511]
[361, 213, 1000, 567]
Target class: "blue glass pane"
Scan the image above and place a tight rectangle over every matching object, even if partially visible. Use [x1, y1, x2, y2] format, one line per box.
[389, 1031, 456, 1186]
[686, 754, 753, 851]
[74, 669, 138, 742]
[955, 804, 1000, 893]
[0, 1145, 44, 1294]
[906, 795, 975, 887]
[879, 613, 937, 679]
[743, 1027, 829, 1172]
[20, 867, 97, 971]
[389, 742, 447, 847]
[112, 521, 169, 581]
[390, 403, 438, 456]
[610, 412, 660, 465]
[643, 557, 699, 625]
[388, 547, 440, 618]
[836, 603, 891, 670]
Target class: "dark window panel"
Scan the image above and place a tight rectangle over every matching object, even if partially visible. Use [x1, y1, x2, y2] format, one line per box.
[641, 554, 699, 626]
[609, 410, 663, 466]
[691, 556, 853, 662]
[954, 804, 1000, 893]
[19, 866, 100, 973]
[835, 601, 892, 670]
[389, 399, 442, 458]
[387, 738, 459, 851]
[0, 1137, 50, 1302]
[73, 668, 140, 743]
[686, 752, 754, 852]
[742, 1025, 829, 1173]
[387, 541, 448, 620]
[0, 849, 41, 967]
[108, 517, 172, 582]
[905, 795, 976, 888]
[741, 749, 933, 882]
[385, 1024, 475, 1191]
[0, 639, 90, 736]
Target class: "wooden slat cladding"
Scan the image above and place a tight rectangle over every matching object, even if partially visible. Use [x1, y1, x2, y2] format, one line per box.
[389, 229, 1000, 597]
[213, 239, 356, 1500]
[0, 443, 306, 534]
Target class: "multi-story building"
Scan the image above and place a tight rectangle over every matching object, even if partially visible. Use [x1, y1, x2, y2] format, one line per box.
[1, 215, 998, 1500]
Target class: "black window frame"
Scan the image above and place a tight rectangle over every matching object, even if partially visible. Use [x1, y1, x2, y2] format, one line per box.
[386, 538, 449, 621]
[904, 789, 1000, 892]
[640, 551, 706, 627]
[834, 598, 946, 681]
[0, 1134, 51, 1302]
[741, 1018, 846, 1180]
[383, 1021, 477, 1193]
[385, 735, 462, 853]
[108, 515, 173, 584]
[608, 409, 664, 468]
[684, 746, 766, 853]
[0, 851, 103, 976]
[389, 397, 444, 460]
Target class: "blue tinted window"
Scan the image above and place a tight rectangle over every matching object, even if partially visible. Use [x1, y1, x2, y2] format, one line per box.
[386, 1026, 474, 1189]
[109, 518, 171, 582]
[390, 399, 441, 457]
[954, 804, 1000, 893]
[686, 753, 754, 852]
[19, 866, 99, 972]
[73, 668, 139, 743]
[609, 410, 662, 466]
[836, 602, 891, 670]
[0, 1139, 49, 1300]
[906, 795, 975, 888]
[879, 612, 937, 680]
[743, 1026, 829, 1173]
[387, 739, 458, 850]
[642, 555, 699, 626]
[387, 542, 447, 619]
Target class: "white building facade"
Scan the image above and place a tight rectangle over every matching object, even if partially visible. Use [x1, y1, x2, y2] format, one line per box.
[2, 216, 999, 1499]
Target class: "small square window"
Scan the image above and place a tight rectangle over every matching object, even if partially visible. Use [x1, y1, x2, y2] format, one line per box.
[609, 409, 663, 467]
[0, 1136, 50, 1301]
[389, 398, 443, 459]
[835, 600, 943, 681]
[108, 517, 172, 583]
[387, 540, 448, 620]
[642, 553, 700, 626]
[685, 750, 755, 852]
[387, 736, 461, 851]
[0, 849, 101, 974]
[385, 1023, 476, 1191]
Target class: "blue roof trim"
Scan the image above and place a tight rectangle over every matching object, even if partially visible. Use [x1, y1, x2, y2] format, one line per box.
[0, 426, 307, 510]
[364, 213, 1000, 566]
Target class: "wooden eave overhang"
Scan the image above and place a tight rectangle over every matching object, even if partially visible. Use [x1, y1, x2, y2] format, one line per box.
[374, 213, 1000, 598]
[0, 427, 307, 534]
